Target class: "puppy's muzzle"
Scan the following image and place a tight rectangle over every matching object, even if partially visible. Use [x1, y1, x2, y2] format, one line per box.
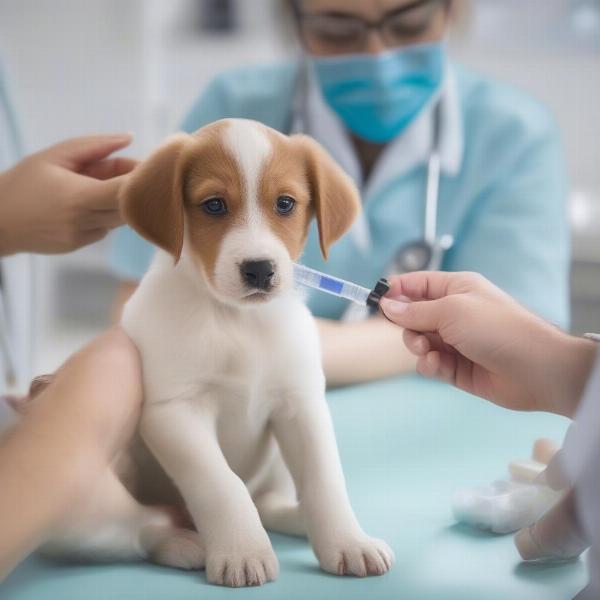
[240, 260, 275, 291]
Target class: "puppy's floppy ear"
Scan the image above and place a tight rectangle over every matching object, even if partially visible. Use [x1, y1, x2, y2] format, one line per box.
[293, 135, 360, 260]
[119, 134, 190, 262]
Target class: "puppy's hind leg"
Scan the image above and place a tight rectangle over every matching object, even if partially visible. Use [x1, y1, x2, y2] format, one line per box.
[41, 469, 204, 571]
[255, 491, 306, 537]
[254, 459, 306, 537]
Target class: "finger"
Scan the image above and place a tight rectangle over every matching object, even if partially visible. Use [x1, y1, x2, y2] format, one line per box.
[403, 329, 431, 356]
[423, 331, 457, 355]
[416, 351, 440, 379]
[80, 173, 131, 212]
[82, 209, 123, 231]
[45, 133, 133, 170]
[29, 374, 55, 400]
[515, 490, 588, 561]
[71, 228, 110, 251]
[380, 296, 445, 333]
[435, 350, 460, 384]
[532, 438, 560, 465]
[80, 156, 138, 180]
[386, 271, 457, 302]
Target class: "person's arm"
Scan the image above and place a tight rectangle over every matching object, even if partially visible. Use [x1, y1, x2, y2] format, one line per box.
[317, 316, 416, 387]
[380, 271, 596, 417]
[0, 134, 136, 256]
[0, 329, 142, 579]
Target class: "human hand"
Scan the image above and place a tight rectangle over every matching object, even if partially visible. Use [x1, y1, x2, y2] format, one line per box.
[380, 272, 597, 417]
[0, 328, 142, 578]
[0, 134, 137, 255]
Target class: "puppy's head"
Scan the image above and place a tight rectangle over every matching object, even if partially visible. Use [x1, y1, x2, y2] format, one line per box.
[120, 119, 359, 306]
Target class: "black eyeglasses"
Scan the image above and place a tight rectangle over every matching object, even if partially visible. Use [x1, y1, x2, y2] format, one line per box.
[295, 0, 450, 52]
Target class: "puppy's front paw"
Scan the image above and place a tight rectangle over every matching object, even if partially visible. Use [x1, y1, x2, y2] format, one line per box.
[206, 544, 279, 587]
[314, 533, 394, 577]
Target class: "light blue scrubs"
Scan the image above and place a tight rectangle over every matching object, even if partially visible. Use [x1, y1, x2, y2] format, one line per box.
[110, 61, 570, 327]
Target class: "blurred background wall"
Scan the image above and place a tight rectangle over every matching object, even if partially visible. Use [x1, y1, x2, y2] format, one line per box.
[0, 0, 598, 374]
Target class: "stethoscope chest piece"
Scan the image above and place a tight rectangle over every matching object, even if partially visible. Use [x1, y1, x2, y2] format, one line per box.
[394, 240, 433, 273]
[393, 234, 454, 274]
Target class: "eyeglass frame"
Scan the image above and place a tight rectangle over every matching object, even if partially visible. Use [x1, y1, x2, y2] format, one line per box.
[291, 0, 452, 51]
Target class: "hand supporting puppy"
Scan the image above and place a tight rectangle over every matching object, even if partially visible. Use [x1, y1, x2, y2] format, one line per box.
[380, 271, 597, 418]
[0, 134, 136, 255]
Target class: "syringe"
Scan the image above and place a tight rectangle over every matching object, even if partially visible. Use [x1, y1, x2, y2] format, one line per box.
[293, 263, 390, 308]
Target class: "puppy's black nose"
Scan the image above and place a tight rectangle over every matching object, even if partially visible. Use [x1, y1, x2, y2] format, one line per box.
[240, 260, 275, 290]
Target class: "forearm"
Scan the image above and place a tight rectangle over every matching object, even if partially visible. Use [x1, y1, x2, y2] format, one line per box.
[0, 330, 141, 579]
[317, 316, 416, 387]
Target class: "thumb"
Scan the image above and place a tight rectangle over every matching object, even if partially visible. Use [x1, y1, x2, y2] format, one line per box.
[380, 296, 445, 333]
[43, 133, 134, 170]
[81, 172, 130, 212]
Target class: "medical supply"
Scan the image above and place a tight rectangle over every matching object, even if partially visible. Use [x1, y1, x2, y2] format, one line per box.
[508, 459, 547, 483]
[452, 478, 562, 535]
[293, 263, 389, 308]
[311, 43, 446, 144]
[452, 458, 564, 535]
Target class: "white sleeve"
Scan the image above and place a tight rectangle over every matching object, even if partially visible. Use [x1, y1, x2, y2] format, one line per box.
[561, 349, 600, 599]
[561, 351, 600, 483]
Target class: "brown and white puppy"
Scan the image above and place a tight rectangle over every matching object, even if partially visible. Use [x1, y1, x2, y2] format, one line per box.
[43, 119, 394, 587]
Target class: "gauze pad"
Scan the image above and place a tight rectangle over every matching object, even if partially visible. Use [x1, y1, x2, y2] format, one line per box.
[452, 460, 563, 534]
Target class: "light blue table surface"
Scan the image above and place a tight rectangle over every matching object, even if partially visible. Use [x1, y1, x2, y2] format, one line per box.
[2, 376, 587, 600]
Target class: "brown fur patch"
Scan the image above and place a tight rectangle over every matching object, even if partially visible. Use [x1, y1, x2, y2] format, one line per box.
[183, 122, 245, 280]
[256, 129, 315, 261]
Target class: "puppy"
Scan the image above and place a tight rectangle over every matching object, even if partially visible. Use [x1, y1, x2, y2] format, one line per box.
[43, 119, 394, 587]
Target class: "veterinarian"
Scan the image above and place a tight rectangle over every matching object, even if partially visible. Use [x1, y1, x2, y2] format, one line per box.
[381, 270, 599, 600]
[0, 60, 142, 577]
[109, 0, 570, 386]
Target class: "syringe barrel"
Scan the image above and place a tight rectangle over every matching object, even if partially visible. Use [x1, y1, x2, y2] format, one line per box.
[293, 264, 370, 305]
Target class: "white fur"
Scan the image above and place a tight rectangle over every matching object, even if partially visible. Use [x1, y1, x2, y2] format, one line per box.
[223, 119, 271, 227]
[44, 122, 394, 587]
[212, 225, 293, 301]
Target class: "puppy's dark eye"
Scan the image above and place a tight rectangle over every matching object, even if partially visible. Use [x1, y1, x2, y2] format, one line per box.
[201, 197, 228, 216]
[275, 195, 296, 215]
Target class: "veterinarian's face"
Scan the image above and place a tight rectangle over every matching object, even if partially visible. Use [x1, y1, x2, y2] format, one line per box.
[121, 119, 360, 307]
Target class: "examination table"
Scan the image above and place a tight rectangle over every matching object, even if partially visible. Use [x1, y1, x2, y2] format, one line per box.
[2, 376, 587, 600]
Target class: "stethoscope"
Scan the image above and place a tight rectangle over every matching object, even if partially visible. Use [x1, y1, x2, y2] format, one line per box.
[289, 58, 453, 275]
[392, 99, 454, 273]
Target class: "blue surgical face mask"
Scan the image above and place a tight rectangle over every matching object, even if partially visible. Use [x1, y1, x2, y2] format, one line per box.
[311, 42, 446, 144]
